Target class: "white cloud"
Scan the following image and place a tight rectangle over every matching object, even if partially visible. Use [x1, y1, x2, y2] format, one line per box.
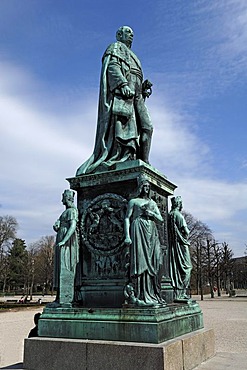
[0, 61, 97, 243]
[179, 178, 247, 221]
[164, 176, 247, 257]
[149, 97, 211, 177]
[149, 1, 247, 109]
[0, 62, 97, 179]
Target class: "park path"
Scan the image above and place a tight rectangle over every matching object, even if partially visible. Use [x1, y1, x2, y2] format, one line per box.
[0, 293, 247, 369]
[0, 307, 42, 368]
[194, 293, 247, 369]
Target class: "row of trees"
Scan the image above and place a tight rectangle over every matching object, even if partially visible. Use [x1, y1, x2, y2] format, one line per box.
[0, 215, 54, 297]
[0, 213, 245, 299]
[184, 211, 235, 299]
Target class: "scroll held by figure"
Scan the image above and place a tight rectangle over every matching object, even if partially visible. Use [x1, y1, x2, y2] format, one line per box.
[76, 26, 153, 176]
[124, 175, 166, 306]
[49, 189, 79, 308]
[168, 196, 192, 301]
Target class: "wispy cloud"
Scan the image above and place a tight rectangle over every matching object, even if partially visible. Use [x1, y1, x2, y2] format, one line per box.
[0, 61, 97, 242]
[148, 1, 247, 109]
[149, 97, 211, 177]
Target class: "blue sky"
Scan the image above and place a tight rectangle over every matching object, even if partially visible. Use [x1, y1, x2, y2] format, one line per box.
[1, 0, 247, 256]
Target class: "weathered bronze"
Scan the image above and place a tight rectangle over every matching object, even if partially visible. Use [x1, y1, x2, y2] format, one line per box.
[168, 196, 192, 301]
[124, 175, 166, 306]
[76, 26, 153, 175]
[37, 27, 205, 350]
[49, 189, 79, 308]
[69, 161, 176, 308]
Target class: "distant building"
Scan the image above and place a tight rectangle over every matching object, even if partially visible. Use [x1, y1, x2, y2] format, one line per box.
[232, 256, 247, 289]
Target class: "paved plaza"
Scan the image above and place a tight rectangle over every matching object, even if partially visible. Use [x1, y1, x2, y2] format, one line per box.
[0, 292, 247, 369]
[194, 292, 247, 369]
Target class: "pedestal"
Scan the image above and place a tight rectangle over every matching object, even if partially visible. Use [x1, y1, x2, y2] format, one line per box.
[24, 161, 214, 369]
[24, 328, 215, 370]
[68, 160, 177, 306]
[38, 299, 203, 343]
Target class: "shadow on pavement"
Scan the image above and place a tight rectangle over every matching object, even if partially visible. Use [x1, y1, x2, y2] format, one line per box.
[0, 363, 24, 369]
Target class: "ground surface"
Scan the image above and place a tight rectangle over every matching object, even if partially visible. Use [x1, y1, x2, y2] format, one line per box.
[0, 292, 247, 369]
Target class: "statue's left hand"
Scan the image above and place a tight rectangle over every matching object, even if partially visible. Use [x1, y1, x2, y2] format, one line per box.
[57, 241, 65, 247]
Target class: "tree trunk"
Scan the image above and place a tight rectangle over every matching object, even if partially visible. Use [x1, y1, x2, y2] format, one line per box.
[199, 244, 203, 300]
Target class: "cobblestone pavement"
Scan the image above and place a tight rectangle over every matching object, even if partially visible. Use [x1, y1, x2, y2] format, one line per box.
[0, 292, 247, 369]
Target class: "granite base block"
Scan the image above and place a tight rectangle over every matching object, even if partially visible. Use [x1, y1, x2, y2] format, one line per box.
[23, 328, 215, 370]
[182, 328, 215, 370]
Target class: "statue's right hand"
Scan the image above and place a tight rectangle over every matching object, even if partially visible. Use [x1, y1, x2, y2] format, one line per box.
[124, 237, 132, 245]
[121, 85, 134, 98]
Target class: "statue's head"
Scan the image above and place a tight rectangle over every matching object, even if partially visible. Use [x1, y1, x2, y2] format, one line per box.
[171, 196, 183, 211]
[116, 26, 134, 48]
[62, 189, 75, 205]
[137, 174, 150, 197]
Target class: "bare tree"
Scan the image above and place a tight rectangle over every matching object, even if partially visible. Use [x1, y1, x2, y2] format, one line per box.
[212, 242, 222, 296]
[28, 236, 54, 295]
[0, 216, 19, 291]
[182, 211, 213, 300]
[0, 215, 18, 250]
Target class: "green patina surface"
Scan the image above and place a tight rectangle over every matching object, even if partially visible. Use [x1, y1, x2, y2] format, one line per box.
[39, 301, 203, 344]
[76, 27, 153, 176]
[42, 26, 204, 347]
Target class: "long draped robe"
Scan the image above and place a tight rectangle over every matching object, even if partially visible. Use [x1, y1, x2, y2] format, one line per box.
[53, 207, 79, 289]
[128, 199, 162, 304]
[168, 209, 192, 292]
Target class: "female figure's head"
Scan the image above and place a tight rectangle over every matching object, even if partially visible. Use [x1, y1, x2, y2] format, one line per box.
[137, 174, 150, 198]
[62, 189, 75, 207]
[171, 196, 183, 211]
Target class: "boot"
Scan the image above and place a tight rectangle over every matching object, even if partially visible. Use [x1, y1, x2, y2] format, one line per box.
[140, 130, 152, 163]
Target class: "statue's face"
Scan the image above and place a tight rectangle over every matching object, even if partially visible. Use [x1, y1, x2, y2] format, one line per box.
[62, 194, 68, 205]
[142, 182, 150, 194]
[62, 194, 73, 207]
[120, 27, 134, 47]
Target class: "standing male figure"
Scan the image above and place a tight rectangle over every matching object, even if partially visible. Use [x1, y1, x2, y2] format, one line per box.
[76, 26, 153, 175]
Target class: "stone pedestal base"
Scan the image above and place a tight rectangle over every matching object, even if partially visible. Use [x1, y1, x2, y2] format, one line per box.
[38, 300, 203, 344]
[24, 328, 215, 370]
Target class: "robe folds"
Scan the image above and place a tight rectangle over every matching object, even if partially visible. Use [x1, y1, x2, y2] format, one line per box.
[76, 41, 152, 175]
[53, 207, 79, 289]
[129, 199, 163, 304]
[169, 209, 192, 291]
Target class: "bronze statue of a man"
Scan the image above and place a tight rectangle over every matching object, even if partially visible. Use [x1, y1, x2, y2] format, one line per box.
[168, 196, 192, 301]
[76, 26, 153, 175]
